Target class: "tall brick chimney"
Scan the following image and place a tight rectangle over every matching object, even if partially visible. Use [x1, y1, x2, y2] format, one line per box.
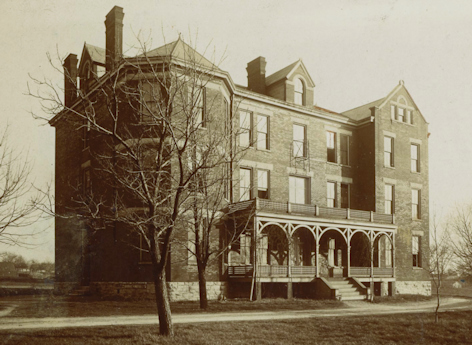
[105, 6, 124, 72]
[246, 56, 266, 94]
[63, 54, 78, 107]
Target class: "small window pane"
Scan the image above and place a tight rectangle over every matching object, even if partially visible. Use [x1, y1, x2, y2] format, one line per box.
[240, 111, 251, 147]
[289, 176, 308, 204]
[293, 124, 306, 157]
[257, 170, 269, 199]
[257, 115, 269, 150]
[327, 182, 336, 208]
[239, 168, 252, 201]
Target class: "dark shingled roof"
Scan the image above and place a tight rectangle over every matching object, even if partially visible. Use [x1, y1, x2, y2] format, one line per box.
[85, 44, 106, 65]
[265, 60, 299, 86]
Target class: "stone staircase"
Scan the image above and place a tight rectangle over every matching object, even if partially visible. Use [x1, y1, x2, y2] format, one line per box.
[327, 278, 366, 301]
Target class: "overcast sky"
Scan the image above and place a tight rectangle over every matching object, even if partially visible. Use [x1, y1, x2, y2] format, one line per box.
[1, 0, 471, 261]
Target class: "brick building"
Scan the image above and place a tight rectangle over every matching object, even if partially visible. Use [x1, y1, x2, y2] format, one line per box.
[51, 7, 430, 300]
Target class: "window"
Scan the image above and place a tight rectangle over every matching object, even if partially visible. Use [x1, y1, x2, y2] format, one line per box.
[188, 149, 205, 193]
[327, 182, 336, 208]
[83, 120, 91, 149]
[391, 104, 413, 124]
[412, 189, 421, 219]
[384, 136, 394, 167]
[406, 110, 412, 124]
[140, 83, 159, 123]
[294, 78, 305, 105]
[195, 87, 206, 127]
[385, 238, 392, 268]
[411, 144, 420, 172]
[239, 168, 252, 201]
[257, 170, 269, 199]
[341, 183, 350, 208]
[340, 134, 349, 165]
[139, 234, 151, 263]
[82, 169, 91, 198]
[385, 184, 394, 214]
[397, 108, 405, 122]
[224, 98, 230, 136]
[256, 115, 269, 150]
[327, 131, 336, 163]
[289, 176, 309, 204]
[293, 124, 306, 158]
[412, 236, 421, 267]
[239, 111, 252, 147]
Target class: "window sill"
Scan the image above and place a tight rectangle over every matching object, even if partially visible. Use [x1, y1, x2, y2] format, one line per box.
[410, 171, 421, 174]
[391, 119, 415, 126]
[384, 166, 395, 170]
[256, 148, 271, 153]
[326, 161, 339, 166]
[412, 218, 422, 221]
[413, 267, 423, 270]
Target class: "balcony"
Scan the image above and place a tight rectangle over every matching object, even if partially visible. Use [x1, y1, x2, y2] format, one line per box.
[228, 198, 395, 225]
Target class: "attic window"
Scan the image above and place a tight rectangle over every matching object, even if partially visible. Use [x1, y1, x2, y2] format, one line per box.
[391, 104, 413, 125]
[294, 78, 305, 105]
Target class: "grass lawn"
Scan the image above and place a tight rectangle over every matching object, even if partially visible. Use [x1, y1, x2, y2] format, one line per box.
[1, 310, 471, 344]
[1, 295, 345, 318]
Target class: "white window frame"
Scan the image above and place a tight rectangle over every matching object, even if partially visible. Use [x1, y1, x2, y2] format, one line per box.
[256, 115, 269, 150]
[327, 181, 336, 208]
[239, 111, 252, 147]
[294, 78, 305, 105]
[385, 184, 394, 214]
[412, 189, 421, 219]
[326, 131, 336, 163]
[412, 236, 421, 267]
[411, 144, 420, 172]
[289, 176, 309, 204]
[384, 136, 394, 167]
[293, 124, 306, 158]
[257, 170, 269, 199]
[239, 167, 252, 201]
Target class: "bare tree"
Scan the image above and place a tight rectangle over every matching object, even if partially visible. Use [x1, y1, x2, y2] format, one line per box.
[429, 215, 453, 322]
[29, 37, 243, 336]
[450, 204, 472, 279]
[0, 127, 43, 247]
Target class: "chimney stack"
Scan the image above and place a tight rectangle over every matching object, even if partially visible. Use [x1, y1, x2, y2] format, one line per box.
[63, 54, 78, 107]
[246, 56, 267, 94]
[105, 6, 124, 72]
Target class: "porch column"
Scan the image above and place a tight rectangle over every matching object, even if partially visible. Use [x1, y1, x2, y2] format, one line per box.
[392, 233, 396, 278]
[315, 227, 320, 278]
[287, 223, 293, 299]
[254, 217, 262, 301]
[347, 228, 351, 277]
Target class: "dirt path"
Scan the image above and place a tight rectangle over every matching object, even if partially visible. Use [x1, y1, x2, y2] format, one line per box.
[0, 297, 471, 330]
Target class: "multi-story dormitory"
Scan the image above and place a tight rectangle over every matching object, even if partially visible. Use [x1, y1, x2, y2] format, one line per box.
[52, 6, 430, 300]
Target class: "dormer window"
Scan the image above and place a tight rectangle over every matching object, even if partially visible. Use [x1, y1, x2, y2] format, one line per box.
[294, 78, 305, 105]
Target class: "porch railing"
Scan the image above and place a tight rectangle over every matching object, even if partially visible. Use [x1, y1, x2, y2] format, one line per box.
[227, 265, 316, 278]
[228, 265, 393, 278]
[350, 267, 394, 277]
[229, 199, 395, 225]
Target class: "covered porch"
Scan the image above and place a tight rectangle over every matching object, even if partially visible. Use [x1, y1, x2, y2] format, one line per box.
[226, 199, 396, 283]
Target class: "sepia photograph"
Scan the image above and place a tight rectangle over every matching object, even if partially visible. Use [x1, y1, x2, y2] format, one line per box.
[0, 0, 472, 343]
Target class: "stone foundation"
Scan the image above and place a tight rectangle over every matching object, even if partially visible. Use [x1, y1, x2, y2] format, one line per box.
[88, 281, 227, 301]
[54, 282, 79, 295]
[395, 281, 431, 296]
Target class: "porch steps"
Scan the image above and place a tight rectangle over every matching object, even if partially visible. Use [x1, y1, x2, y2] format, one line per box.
[327, 278, 366, 301]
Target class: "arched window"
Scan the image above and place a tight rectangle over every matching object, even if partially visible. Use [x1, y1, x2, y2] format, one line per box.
[294, 78, 305, 105]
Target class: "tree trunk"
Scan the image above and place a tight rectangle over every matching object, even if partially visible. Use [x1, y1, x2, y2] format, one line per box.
[197, 262, 208, 309]
[153, 267, 174, 336]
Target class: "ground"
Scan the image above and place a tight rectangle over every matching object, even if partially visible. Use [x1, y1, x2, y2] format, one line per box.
[0, 288, 471, 344]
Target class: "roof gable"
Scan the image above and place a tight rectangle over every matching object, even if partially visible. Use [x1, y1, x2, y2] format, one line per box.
[343, 81, 427, 123]
[266, 59, 315, 87]
[78, 43, 106, 76]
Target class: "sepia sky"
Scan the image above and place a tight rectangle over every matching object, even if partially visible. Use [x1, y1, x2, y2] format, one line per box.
[0, 0, 471, 261]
